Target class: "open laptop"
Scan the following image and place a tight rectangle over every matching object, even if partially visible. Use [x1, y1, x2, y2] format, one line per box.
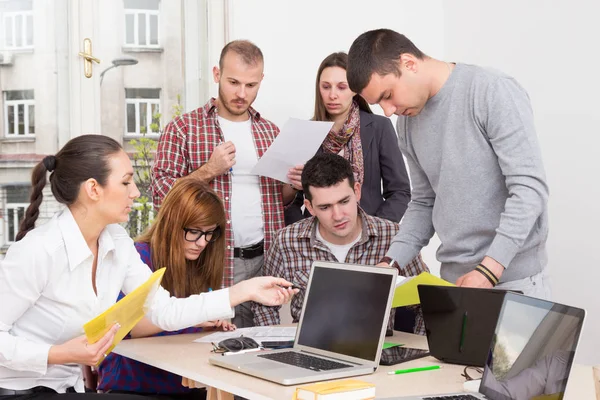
[387, 292, 586, 400]
[419, 286, 508, 367]
[209, 261, 397, 385]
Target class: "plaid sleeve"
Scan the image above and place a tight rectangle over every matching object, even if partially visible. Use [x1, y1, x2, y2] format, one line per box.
[252, 237, 286, 326]
[151, 117, 189, 209]
[397, 253, 430, 276]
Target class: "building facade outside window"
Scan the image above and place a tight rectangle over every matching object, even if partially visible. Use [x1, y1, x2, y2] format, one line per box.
[125, 88, 160, 137]
[3, 185, 30, 244]
[4, 90, 34, 137]
[123, 0, 159, 48]
[2, 0, 34, 50]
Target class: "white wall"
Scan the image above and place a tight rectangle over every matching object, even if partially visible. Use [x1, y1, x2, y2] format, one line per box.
[219, 0, 600, 364]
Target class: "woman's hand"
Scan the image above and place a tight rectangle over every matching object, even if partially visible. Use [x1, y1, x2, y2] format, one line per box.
[48, 323, 120, 366]
[196, 320, 237, 331]
[230, 277, 298, 307]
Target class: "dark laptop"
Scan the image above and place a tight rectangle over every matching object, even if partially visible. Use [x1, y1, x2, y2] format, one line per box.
[387, 291, 586, 399]
[418, 285, 508, 367]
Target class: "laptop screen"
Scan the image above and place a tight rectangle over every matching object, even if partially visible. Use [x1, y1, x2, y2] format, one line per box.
[296, 264, 393, 362]
[479, 293, 585, 400]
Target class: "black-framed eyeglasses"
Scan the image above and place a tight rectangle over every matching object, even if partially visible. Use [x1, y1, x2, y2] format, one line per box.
[183, 226, 221, 243]
[211, 336, 260, 354]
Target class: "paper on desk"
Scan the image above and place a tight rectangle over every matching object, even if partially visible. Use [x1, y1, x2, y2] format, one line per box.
[250, 118, 333, 183]
[194, 326, 297, 345]
[83, 268, 166, 364]
[392, 272, 454, 308]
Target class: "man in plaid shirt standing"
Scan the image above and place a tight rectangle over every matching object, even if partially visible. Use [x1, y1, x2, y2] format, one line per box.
[151, 40, 300, 327]
[252, 153, 429, 335]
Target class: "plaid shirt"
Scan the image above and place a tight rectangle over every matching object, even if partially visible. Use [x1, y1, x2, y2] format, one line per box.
[96, 243, 203, 394]
[252, 208, 429, 335]
[151, 98, 285, 287]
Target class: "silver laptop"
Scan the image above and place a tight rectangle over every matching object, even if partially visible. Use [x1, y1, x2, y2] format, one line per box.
[209, 261, 397, 385]
[386, 292, 585, 400]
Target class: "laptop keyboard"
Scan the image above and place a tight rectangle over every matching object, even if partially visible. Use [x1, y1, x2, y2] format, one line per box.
[425, 396, 480, 400]
[258, 351, 351, 371]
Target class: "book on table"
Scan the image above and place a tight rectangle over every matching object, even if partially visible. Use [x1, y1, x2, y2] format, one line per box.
[293, 378, 375, 400]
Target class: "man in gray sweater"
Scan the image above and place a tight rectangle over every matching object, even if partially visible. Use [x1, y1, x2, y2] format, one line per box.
[347, 29, 550, 298]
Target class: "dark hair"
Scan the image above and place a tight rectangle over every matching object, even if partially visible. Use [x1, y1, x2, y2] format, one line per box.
[301, 153, 355, 201]
[313, 52, 372, 121]
[347, 29, 426, 94]
[16, 134, 123, 241]
[137, 178, 226, 297]
[219, 40, 264, 70]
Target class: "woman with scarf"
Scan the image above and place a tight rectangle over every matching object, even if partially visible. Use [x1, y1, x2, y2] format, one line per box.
[285, 51, 411, 225]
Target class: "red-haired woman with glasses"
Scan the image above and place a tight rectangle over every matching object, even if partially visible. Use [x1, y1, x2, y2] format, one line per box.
[97, 179, 237, 399]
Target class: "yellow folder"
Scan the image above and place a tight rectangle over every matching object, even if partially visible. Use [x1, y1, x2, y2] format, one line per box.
[83, 267, 166, 363]
[392, 272, 454, 308]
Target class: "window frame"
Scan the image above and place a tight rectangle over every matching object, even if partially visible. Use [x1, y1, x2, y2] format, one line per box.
[3, 10, 34, 50]
[123, 8, 160, 49]
[124, 91, 160, 138]
[4, 201, 28, 244]
[4, 91, 35, 138]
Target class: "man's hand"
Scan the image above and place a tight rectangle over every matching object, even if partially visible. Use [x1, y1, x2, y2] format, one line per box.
[456, 256, 505, 288]
[205, 141, 236, 177]
[197, 320, 237, 331]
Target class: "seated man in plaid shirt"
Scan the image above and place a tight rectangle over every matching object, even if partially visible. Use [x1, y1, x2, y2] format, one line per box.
[252, 153, 428, 334]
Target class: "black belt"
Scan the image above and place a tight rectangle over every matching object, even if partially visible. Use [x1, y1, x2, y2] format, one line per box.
[233, 240, 264, 259]
[0, 386, 75, 395]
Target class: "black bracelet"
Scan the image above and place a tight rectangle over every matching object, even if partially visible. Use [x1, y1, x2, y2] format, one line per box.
[475, 263, 499, 286]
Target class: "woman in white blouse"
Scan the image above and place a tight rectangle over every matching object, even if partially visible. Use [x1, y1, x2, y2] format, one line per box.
[0, 134, 296, 399]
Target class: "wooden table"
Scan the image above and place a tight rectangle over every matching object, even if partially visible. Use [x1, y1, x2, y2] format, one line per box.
[113, 330, 596, 399]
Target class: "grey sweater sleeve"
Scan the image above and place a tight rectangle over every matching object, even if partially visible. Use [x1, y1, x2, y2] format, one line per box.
[385, 118, 436, 268]
[480, 77, 549, 268]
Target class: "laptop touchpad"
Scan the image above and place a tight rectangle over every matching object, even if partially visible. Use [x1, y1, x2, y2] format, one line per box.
[244, 362, 281, 370]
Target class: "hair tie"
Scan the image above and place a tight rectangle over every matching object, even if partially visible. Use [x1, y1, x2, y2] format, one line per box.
[43, 155, 57, 172]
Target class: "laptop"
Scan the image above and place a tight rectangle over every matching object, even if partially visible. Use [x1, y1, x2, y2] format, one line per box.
[387, 292, 586, 400]
[209, 261, 397, 385]
[419, 286, 508, 367]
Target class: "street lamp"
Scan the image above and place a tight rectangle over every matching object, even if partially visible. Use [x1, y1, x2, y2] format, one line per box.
[100, 57, 138, 85]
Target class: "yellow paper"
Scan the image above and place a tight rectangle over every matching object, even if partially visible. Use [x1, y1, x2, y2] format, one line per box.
[83, 267, 165, 362]
[392, 272, 454, 308]
[530, 394, 562, 400]
[293, 378, 375, 399]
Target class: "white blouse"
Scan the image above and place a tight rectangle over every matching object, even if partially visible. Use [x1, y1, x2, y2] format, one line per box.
[0, 208, 234, 393]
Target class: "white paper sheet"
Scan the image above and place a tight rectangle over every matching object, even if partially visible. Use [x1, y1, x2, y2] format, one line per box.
[250, 118, 334, 183]
[193, 326, 297, 344]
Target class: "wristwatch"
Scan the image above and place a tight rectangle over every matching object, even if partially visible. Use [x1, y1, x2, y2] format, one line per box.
[379, 256, 396, 267]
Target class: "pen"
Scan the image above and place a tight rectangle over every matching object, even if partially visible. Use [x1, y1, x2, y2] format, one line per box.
[387, 365, 441, 375]
[459, 311, 468, 353]
[278, 282, 302, 290]
[222, 347, 263, 356]
[218, 141, 234, 175]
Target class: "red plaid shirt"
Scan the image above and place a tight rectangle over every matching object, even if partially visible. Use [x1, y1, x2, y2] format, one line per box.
[252, 208, 429, 335]
[151, 98, 285, 287]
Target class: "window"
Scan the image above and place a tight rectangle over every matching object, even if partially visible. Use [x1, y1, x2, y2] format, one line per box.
[125, 88, 160, 136]
[3, 185, 30, 244]
[2, 0, 34, 49]
[4, 90, 35, 137]
[124, 0, 159, 48]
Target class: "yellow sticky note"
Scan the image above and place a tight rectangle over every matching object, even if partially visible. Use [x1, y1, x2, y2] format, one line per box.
[392, 272, 454, 308]
[83, 267, 165, 363]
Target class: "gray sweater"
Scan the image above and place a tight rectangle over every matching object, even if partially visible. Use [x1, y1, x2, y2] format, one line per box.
[388, 63, 549, 283]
